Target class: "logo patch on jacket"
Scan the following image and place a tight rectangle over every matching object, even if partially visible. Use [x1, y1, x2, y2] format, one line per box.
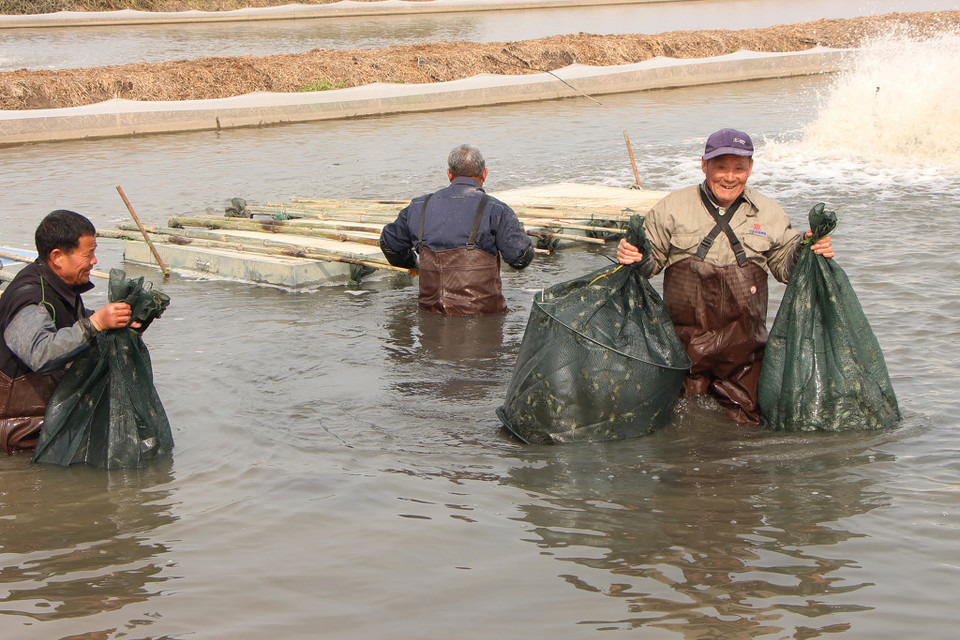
[749, 222, 767, 237]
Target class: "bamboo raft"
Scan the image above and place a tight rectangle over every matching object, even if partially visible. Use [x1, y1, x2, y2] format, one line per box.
[110, 183, 667, 290]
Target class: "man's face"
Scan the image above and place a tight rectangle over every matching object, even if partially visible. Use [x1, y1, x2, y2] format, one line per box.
[701, 154, 753, 207]
[51, 234, 97, 286]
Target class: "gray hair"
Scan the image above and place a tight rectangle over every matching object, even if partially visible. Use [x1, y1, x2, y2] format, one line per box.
[447, 144, 485, 178]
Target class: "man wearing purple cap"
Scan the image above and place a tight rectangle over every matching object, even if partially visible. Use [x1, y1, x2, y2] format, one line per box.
[617, 128, 834, 425]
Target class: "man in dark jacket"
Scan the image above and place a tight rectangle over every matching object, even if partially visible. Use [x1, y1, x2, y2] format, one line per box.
[380, 145, 534, 315]
[0, 209, 133, 452]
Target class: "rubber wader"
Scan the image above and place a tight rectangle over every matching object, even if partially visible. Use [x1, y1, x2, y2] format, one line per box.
[416, 193, 507, 316]
[663, 257, 768, 424]
[0, 370, 61, 453]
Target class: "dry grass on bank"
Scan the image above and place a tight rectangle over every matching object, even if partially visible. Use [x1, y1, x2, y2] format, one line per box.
[0, 0, 406, 15]
[1, 10, 957, 110]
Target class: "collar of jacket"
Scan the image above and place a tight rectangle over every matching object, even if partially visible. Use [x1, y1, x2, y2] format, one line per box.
[450, 176, 485, 191]
[701, 182, 759, 216]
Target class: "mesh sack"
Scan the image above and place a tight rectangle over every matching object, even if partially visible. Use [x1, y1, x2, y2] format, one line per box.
[758, 203, 900, 431]
[33, 269, 173, 468]
[497, 215, 690, 444]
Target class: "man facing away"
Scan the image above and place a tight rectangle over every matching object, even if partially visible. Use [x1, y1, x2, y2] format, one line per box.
[379, 144, 534, 316]
[617, 128, 835, 425]
[0, 209, 133, 452]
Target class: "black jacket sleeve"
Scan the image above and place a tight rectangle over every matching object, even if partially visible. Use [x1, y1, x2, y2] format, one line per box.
[379, 235, 418, 269]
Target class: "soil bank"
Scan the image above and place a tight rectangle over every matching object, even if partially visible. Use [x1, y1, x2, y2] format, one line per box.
[1, 10, 957, 111]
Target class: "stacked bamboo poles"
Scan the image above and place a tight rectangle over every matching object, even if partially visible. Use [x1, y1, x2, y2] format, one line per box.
[239, 197, 632, 248]
[189, 211, 606, 248]
[102, 194, 637, 284]
[288, 196, 638, 223]
[99, 225, 415, 275]
[167, 215, 384, 246]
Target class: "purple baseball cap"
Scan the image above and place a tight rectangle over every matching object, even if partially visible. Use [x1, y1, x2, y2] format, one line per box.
[702, 128, 754, 161]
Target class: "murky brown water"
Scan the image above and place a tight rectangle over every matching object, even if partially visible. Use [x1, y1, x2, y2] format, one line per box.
[1, 31, 959, 640]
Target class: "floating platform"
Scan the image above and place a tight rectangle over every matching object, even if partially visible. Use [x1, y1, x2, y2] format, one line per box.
[108, 227, 383, 291]
[111, 182, 667, 290]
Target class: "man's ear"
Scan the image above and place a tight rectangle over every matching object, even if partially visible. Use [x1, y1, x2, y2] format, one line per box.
[47, 247, 69, 277]
[447, 169, 455, 182]
[48, 248, 64, 268]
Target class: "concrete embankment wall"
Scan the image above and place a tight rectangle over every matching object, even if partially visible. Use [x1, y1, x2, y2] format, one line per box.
[0, 48, 849, 147]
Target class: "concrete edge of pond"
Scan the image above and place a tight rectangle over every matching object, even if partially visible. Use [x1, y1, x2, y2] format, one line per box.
[0, 0, 685, 28]
[0, 48, 852, 147]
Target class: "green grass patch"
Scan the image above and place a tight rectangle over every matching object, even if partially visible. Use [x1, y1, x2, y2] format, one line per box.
[300, 80, 348, 92]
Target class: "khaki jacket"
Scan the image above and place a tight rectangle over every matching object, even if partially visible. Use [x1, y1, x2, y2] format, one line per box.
[644, 185, 802, 283]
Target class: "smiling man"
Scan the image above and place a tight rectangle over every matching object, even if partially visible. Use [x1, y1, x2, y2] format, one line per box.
[616, 129, 834, 425]
[0, 209, 133, 452]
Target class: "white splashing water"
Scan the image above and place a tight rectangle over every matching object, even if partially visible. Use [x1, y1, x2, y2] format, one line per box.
[764, 26, 960, 187]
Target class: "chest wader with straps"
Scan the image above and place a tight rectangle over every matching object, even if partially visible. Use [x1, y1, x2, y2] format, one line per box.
[416, 193, 507, 316]
[662, 186, 769, 424]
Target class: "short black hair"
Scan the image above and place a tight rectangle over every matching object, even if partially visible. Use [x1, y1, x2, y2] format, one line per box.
[35, 209, 96, 262]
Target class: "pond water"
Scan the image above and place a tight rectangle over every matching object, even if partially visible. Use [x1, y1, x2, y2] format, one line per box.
[0, 0, 956, 70]
[1, 29, 959, 640]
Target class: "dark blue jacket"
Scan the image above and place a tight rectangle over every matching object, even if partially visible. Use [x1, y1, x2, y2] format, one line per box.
[379, 177, 534, 270]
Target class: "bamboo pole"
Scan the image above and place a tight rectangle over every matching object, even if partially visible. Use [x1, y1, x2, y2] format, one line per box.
[116, 185, 170, 278]
[283, 196, 638, 216]
[0, 248, 110, 279]
[167, 216, 382, 246]
[623, 130, 642, 188]
[169, 214, 590, 247]
[527, 231, 606, 246]
[251, 206, 397, 225]
[255, 209, 608, 242]
[522, 218, 626, 233]
[110, 225, 414, 275]
[278, 198, 637, 222]
[232, 212, 385, 234]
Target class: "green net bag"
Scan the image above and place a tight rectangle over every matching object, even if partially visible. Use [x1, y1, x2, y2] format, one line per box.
[497, 215, 690, 444]
[758, 203, 900, 431]
[33, 269, 173, 468]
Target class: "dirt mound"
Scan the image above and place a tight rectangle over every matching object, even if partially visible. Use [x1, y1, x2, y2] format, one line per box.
[0, 0, 419, 14]
[1, 10, 956, 110]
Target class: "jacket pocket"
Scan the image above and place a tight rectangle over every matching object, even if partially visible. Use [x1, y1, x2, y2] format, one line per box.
[741, 232, 772, 258]
[669, 234, 704, 257]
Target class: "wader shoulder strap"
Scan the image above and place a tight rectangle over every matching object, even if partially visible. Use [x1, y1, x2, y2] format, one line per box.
[696, 186, 748, 267]
[466, 195, 490, 249]
[415, 193, 434, 250]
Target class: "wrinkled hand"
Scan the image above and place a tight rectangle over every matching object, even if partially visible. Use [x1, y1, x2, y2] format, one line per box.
[90, 302, 135, 331]
[616, 238, 644, 265]
[805, 232, 835, 259]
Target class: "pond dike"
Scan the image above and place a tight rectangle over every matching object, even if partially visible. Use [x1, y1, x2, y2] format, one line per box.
[0, 48, 849, 146]
[0, 1, 687, 28]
